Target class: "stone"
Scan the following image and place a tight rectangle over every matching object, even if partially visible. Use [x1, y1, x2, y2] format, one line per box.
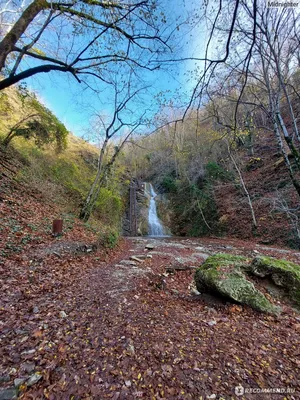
[195, 254, 280, 314]
[8, 369, 16, 376]
[14, 378, 26, 387]
[59, 311, 67, 318]
[145, 244, 155, 250]
[190, 288, 201, 296]
[26, 373, 42, 387]
[21, 349, 35, 355]
[0, 376, 10, 384]
[208, 320, 217, 326]
[129, 256, 144, 263]
[247, 256, 300, 305]
[125, 380, 132, 387]
[120, 260, 136, 266]
[33, 306, 39, 314]
[0, 388, 18, 400]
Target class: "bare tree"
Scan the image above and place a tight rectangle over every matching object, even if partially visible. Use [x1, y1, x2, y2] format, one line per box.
[190, 2, 300, 198]
[0, 0, 173, 91]
[79, 75, 148, 221]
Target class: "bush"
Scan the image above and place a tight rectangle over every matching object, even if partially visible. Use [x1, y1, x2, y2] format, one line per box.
[94, 188, 123, 226]
[98, 228, 120, 248]
[161, 175, 178, 193]
[205, 161, 232, 181]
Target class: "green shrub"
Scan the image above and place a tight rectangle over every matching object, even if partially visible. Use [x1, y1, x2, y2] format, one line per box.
[94, 188, 123, 226]
[162, 175, 178, 193]
[205, 161, 232, 181]
[98, 227, 120, 248]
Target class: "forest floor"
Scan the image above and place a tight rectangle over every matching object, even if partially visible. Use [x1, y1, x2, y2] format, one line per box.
[1, 178, 300, 400]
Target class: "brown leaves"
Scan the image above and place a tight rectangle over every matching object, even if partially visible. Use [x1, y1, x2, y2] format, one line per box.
[1, 188, 300, 400]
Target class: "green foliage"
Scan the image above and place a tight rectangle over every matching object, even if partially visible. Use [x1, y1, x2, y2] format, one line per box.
[0, 92, 11, 115]
[94, 188, 123, 227]
[98, 227, 120, 249]
[2, 93, 68, 151]
[161, 175, 177, 193]
[205, 161, 233, 181]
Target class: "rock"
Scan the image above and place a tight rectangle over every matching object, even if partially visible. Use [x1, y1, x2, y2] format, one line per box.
[0, 388, 18, 400]
[129, 256, 144, 263]
[21, 349, 36, 355]
[145, 244, 155, 250]
[0, 376, 10, 384]
[247, 256, 300, 305]
[195, 254, 280, 314]
[207, 394, 216, 399]
[14, 378, 26, 387]
[8, 369, 17, 376]
[126, 339, 135, 356]
[26, 373, 42, 387]
[59, 311, 67, 318]
[124, 380, 132, 387]
[195, 246, 205, 251]
[208, 320, 217, 326]
[33, 306, 39, 314]
[120, 260, 136, 266]
[15, 329, 28, 335]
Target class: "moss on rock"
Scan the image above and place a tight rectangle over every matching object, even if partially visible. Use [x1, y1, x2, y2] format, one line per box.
[247, 256, 300, 305]
[195, 254, 280, 314]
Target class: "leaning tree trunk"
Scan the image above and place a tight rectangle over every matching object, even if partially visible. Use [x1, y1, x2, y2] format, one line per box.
[0, 0, 48, 73]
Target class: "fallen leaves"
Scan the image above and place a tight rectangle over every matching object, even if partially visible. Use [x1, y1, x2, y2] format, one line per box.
[1, 181, 300, 399]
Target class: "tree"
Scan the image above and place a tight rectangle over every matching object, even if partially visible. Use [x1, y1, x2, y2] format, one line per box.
[2, 90, 68, 150]
[0, 0, 171, 91]
[187, 2, 300, 198]
[79, 74, 148, 222]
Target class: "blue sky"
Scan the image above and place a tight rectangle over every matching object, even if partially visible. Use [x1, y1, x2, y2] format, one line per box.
[20, 0, 207, 140]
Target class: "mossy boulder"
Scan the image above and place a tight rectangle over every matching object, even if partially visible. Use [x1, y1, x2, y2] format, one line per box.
[246, 256, 300, 305]
[195, 254, 280, 314]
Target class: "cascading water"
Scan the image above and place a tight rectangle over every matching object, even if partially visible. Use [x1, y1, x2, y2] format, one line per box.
[148, 183, 165, 236]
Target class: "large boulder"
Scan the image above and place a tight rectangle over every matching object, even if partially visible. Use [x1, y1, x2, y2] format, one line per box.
[247, 256, 300, 305]
[195, 254, 280, 314]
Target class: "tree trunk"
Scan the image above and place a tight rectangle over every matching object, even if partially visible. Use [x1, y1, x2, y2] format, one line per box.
[79, 137, 109, 221]
[226, 140, 257, 230]
[272, 119, 300, 197]
[0, 0, 48, 72]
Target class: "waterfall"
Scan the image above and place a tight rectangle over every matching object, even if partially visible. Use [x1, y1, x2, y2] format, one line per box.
[148, 183, 165, 236]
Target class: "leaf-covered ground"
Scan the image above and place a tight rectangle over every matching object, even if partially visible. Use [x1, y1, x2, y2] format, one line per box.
[1, 178, 300, 400]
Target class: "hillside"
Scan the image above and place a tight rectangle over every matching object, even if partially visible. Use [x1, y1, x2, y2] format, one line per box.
[121, 123, 300, 249]
[0, 85, 127, 239]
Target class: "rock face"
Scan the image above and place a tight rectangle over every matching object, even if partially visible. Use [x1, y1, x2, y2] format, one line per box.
[247, 256, 300, 305]
[195, 254, 280, 314]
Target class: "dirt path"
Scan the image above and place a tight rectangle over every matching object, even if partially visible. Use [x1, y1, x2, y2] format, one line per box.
[1, 236, 300, 400]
